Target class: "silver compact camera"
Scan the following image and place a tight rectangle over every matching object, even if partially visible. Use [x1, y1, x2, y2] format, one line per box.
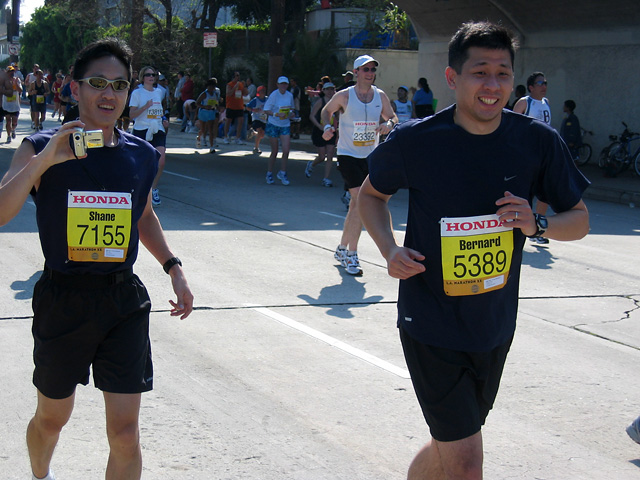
[72, 128, 104, 157]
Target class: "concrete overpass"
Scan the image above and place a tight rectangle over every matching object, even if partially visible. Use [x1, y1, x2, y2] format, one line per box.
[393, 0, 640, 153]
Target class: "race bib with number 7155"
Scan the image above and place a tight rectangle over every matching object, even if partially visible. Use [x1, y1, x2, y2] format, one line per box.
[440, 214, 513, 296]
[67, 191, 132, 262]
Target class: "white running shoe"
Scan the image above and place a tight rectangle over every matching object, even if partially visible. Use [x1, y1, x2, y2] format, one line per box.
[276, 170, 290, 186]
[345, 252, 363, 276]
[222, 137, 230, 144]
[151, 188, 161, 206]
[235, 138, 245, 145]
[322, 178, 333, 187]
[627, 416, 640, 445]
[334, 246, 348, 267]
[305, 161, 313, 178]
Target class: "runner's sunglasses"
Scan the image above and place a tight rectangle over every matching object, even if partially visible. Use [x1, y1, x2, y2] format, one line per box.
[78, 77, 131, 91]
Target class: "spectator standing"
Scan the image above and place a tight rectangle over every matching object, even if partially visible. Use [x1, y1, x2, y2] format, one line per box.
[129, 66, 168, 206]
[157, 73, 171, 119]
[321, 54, 397, 276]
[560, 100, 582, 160]
[306, 82, 337, 187]
[337, 70, 355, 91]
[412, 77, 434, 118]
[263, 76, 295, 185]
[290, 78, 302, 139]
[358, 22, 589, 479]
[223, 71, 248, 144]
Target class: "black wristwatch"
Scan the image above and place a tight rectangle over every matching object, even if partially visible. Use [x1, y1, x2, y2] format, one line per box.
[163, 256, 182, 274]
[528, 214, 548, 238]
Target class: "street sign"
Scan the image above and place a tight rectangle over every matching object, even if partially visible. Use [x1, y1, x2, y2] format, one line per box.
[8, 43, 19, 55]
[203, 32, 218, 48]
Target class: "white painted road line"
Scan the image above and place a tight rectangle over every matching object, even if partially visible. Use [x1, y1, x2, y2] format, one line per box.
[253, 307, 410, 379]
[319, 211, 346, 220]
[164, 170, 200, 181]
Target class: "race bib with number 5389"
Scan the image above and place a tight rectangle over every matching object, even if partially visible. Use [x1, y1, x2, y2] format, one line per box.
[440, 214, 513, 296]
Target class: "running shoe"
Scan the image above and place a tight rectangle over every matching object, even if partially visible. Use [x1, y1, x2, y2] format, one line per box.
[627, 416, 640, 445]
[253, 147, 262, 155]
[305, 161, 313, 178]
[195, 137, 201, 148]
[277, 170, 290, 186]
[38, 124, 43, 131]
[209, 147, 216, 154]
[235, 138, 245, 145]
[247, 129, 256, 140]
[334, 246, 348, 267]
[151, 188, 161, 206]
[222, 137, 230, 144]
[341, 190, 351, 210]
[322, 178, 333, 187]
[345, 252, 363, 276]
[266, 172, 275, 185]
[12, 131, 16, 139]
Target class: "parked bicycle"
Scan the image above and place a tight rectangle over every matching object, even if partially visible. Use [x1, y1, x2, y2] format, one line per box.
[572, 127, 593, 166]
[605, 122, 640, 176]
[598, 133, 620, 169]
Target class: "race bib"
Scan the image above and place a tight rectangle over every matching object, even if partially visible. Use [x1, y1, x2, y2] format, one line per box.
[278, 106, 291, 117]
[67, 191, 132, 262]
[352, 120, 377, 147]
[36, 95, 45, 104]
[440, 214, 513, 296]
[206, 98, 218, 107]
[147, 101, 163, 119]
[6, 95, 16, 102]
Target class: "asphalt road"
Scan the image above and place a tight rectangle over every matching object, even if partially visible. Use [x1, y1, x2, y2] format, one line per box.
[0, 111, 639, 479]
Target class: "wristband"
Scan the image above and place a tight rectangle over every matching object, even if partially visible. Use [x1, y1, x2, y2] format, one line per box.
[323, 124, 333, 131]
[163, 256, 182, 274]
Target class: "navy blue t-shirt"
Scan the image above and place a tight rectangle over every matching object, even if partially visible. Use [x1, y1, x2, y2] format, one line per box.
[367, 106, 590, 352]
[27, 128, 159, 274]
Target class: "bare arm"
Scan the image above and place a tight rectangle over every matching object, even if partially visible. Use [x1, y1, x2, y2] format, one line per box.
[309, 99, 323, 130]
[128, 99, 153, 120]
[358, 176, 426, 279]
[495, 191, 589, 240]
[376, 91, 399, 135]
[137, 196, 194, 319]
[0, 120, 84, 226]
[513, 97, 527, 114]
[320, 90, 347, 140]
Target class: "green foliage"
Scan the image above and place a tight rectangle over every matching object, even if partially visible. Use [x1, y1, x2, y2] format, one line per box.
[21, 4, 101, 72]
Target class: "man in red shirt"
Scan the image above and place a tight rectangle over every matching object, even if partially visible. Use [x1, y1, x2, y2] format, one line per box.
[223, 71, 248, 145]
[180, 72, 194, 104]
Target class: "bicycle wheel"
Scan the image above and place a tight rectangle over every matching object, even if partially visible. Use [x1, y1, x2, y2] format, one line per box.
[634, 151, 640, 176]
[606, 143, 629, 176]
[574, 143, 592, 166]
[598, 142, 618, 168]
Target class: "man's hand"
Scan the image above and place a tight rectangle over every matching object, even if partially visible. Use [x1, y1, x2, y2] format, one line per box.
[322, 126, 336, 141]
[385, 245, 426, 280]
[168, 267, 194, 320]
[495, 191, 536, 236]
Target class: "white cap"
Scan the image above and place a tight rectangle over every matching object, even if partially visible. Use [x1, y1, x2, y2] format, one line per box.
[277, 76, 289, 84]
[322, 82, 336, 89]
[353, 55, 379, 70]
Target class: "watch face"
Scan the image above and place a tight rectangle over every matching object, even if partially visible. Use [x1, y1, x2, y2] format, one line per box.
[538, 215, 548, 229]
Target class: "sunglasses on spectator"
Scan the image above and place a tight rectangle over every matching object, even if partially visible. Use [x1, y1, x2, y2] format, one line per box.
[359, 67, 377, 72]
[533, 80, 547, 86]
[143, 72, 156, 78]
[78, 77, 131, 91]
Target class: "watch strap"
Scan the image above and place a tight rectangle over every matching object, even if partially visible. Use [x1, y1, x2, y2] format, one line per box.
[163, 256, 182, 274]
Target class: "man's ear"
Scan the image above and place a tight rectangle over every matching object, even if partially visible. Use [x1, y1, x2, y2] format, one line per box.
[445, 66, 457, 90]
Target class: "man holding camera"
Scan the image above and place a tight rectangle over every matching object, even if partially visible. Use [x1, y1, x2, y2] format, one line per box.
[0, 38, 193, 479]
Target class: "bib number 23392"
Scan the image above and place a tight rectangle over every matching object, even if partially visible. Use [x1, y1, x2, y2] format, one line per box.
[440, 214, 513, 296]
[67, 191, 132, 262]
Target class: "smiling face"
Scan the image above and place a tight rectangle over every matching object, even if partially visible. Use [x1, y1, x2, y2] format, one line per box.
[445, 46, 514, 135]
[71, 55, 129, 131]
[355, 61, 377, 85]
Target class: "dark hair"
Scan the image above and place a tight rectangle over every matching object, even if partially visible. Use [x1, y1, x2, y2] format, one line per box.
[73, 37, 133, 82]
[448, 21, 517, 73]
[526, 71, 545, 89]
[207, 77, 218, 87]
[418, 77, 431, 94]
[564, 99, 576, 111]
[515, 84, 526, 97]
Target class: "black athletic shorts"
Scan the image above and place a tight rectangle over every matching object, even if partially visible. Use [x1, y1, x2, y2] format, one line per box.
[336, 155, 368, 190]
[399, 326, 512, 442]
[132, 129, 166, 148]
[31, 268, 153, 399]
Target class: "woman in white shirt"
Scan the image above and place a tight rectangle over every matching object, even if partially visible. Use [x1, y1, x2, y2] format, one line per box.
[129, 66, 168, 206]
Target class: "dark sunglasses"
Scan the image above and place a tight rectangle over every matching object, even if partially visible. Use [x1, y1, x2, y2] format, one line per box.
[78, 77, 130, 91]
[359, 67, 377, 72]
[533, 80, 547, 86]
[143, 72, 156, 78]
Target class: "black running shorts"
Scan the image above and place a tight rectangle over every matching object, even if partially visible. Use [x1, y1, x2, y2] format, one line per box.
[336, 155, 368, 190]
[31, 269, 153, 399]
[400, 326, 512, 442]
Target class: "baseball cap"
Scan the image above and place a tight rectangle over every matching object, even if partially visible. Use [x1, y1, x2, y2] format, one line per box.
[277, 76, 289, 84]
[353, 55, 379, 70]
[6, 66, 15, 72]
[398, 85, 408, 91]
[342, 70, 353, 77]
[158, 74, 166, 80]
[257, 85, 266, 93]
[322, 82, 335, 89]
